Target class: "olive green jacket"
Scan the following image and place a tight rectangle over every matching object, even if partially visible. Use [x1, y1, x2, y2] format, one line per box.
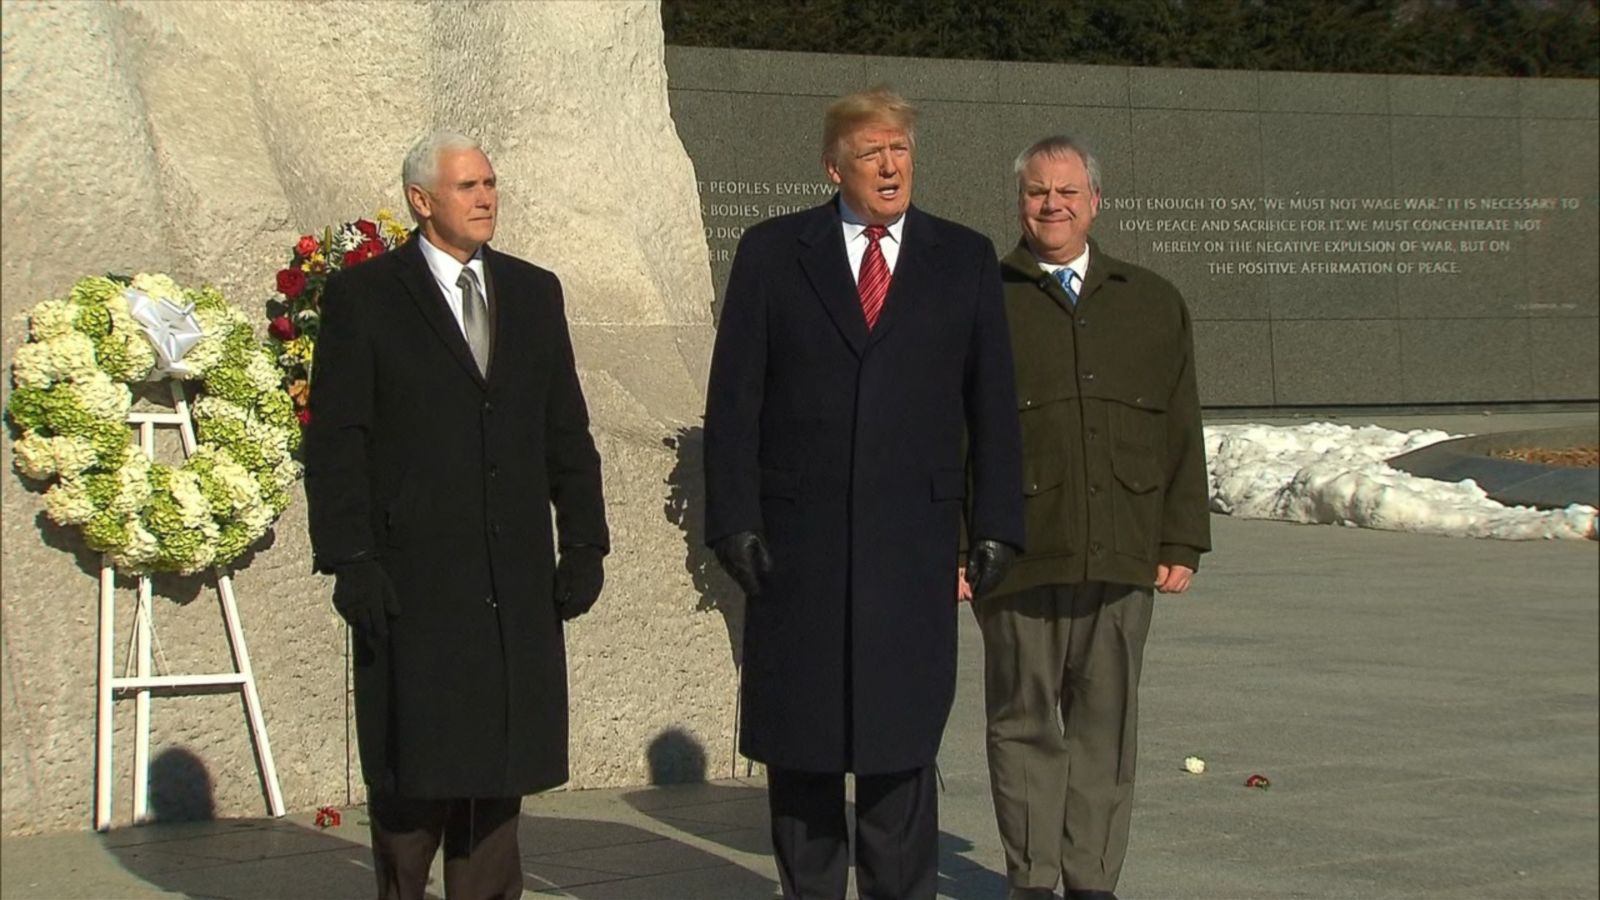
[990, 239, 1211, 595]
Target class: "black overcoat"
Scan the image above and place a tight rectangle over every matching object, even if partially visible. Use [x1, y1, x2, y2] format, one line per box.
[305, 235, 607, 798]
[704, 201, 1024, 775]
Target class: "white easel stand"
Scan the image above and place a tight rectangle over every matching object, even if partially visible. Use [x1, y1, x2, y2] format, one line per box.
[93, 380, 285, 830]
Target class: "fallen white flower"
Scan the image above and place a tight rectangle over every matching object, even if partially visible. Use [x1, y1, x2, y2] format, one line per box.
[1183, 756, 1206, 775]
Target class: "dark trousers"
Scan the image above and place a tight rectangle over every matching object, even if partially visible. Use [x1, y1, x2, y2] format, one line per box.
[367, 791, 523, 900]
[767, 764, 939, 900]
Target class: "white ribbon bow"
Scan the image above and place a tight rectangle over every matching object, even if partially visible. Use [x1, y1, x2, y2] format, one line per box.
[124, 288, 205, 378]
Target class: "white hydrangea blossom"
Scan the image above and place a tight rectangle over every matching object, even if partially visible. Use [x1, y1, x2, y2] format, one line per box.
[244, 416, 291, 465]
[72, 373, 133, 422]
[112, 523, 161, 569]
[51, 332, 102, 382]
[272, 457, 304, 490]
[192, 394, 249, 424]
[240, 501, 276, 539]
[109, 449, 152, 516]
[130, 273, 183, 300]
[183, 309, 235, 375]
[52, 436, 100, 476]
[29, 300, 78, 341]
[10, 341, 58, 389]
[211, 451, 263, 510]
[43, 478, 96, 525]
[168, 468, 213, 528]
[244, 351, 281, 394]
[13, 433, 60, 479]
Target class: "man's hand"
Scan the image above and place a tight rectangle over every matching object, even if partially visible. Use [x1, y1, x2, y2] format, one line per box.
[1155, 563, 1194, 594]
[713, 531, 772, 598]
[964, 539, 1016, 599]
[555, 546, 606, 620]
[332, 559, 401, 640]
[956, 568, 973, 603]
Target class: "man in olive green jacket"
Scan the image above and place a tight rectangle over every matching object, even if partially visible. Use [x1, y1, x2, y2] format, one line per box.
[964, 135, 1211, 900]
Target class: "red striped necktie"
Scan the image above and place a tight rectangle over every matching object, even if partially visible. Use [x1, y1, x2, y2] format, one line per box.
[858, 225, 891, 329]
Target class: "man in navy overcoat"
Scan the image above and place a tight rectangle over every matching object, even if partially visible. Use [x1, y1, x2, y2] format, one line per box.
[703, 87, 1025, 900]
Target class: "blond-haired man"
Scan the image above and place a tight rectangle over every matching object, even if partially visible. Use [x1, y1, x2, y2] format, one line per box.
[704, 87, 1026, 898]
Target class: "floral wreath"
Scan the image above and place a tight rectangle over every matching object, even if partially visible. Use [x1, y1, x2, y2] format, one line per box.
[6, 274, 302, 574]
[267, 210, 409, 425]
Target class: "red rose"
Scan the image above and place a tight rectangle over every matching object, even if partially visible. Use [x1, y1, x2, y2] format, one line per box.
[296, 409, 312, 426]
[355, 219, 379, 239]
[295, 234, 319, 257]
[276, 268, 307, 299]
[268, 315, 297, 342]
[343, 239, 386, 268]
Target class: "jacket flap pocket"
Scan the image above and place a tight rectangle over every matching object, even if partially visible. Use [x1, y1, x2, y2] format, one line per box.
[930, 468, 966, 500]
[1017, 382, 1077, 412]
[760, 468, 799, 499]
[1023, 458, 1066, 496]
[1110, 450, 1161, 494]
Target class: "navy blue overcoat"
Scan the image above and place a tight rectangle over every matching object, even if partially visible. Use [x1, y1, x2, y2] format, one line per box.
[704, 200, 1024, 774]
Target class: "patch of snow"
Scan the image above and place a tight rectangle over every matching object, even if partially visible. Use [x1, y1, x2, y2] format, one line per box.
[1205, 422, 1597, 541]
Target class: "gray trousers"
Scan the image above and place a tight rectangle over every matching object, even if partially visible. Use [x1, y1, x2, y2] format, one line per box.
[974, 581, 1154, 894]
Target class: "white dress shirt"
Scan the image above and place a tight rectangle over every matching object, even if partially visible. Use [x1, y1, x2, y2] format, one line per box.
[839, 199, 906, 284]
[1036, 244, 1090, 296]
[416, 232, 487, 337]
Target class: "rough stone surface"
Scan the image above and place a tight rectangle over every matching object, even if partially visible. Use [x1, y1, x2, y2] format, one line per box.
[1, 0, 725, 835]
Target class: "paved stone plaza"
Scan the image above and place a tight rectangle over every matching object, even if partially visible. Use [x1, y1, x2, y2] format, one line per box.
[4, 452, 1595, 898]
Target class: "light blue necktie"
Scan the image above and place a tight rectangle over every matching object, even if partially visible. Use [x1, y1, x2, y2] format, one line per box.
[1054, 267, 1080, 306]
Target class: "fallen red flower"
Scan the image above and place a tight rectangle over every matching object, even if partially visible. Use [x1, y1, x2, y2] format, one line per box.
[1245, 774, 1271, 789]
[314, 806, 341, 828]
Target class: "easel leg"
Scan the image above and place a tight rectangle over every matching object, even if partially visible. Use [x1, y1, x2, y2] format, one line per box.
[218, 573, 286, 817]
[95, 560, 115, 832]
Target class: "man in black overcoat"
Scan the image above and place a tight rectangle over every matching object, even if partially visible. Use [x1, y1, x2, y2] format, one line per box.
[305, 129, 608, 899]
[703, 87, 1026, 899]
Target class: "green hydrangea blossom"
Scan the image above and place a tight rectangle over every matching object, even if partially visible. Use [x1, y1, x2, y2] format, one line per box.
[82, 512, 129, 552]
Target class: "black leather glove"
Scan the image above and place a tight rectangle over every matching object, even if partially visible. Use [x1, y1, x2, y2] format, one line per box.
[965, 539, 1016, 600]
[554, 545, 606, 621]
[713, 531, 773, 598]
[332, 559, 401, 640]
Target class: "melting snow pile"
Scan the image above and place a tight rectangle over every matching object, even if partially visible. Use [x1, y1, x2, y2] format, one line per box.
[1205, 422, 1597, 541]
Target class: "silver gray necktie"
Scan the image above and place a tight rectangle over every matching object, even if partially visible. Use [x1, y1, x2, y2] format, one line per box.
[456, 267, 490, 375]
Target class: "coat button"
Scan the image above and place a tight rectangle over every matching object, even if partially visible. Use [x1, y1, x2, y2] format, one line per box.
[1090, 541, 1103, 555]
[484, 594, 497, 608]
[483, 400, 494, 414]
[1078, 318, 1088, 327]
[490, 522, 502, 537]
[1084, 372, 1096, 382]
[488, 463, 499, 478]
[1088, 484, 1100, 496]
[1028, 482, 1038, 492]
[1087, 428, 1098, 440]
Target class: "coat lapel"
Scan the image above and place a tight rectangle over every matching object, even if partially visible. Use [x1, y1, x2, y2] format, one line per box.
[1079, 237, 1112, 304]
[866, 205, 938, 348]
[797, 200, 868, 357]
[395, 234, 487, 387]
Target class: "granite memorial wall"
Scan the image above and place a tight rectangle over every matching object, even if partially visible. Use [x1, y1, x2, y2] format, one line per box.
[666, 47, 1600, 407]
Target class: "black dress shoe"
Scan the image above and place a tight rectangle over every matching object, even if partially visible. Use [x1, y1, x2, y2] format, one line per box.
[1066, 891, 1118, 900]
